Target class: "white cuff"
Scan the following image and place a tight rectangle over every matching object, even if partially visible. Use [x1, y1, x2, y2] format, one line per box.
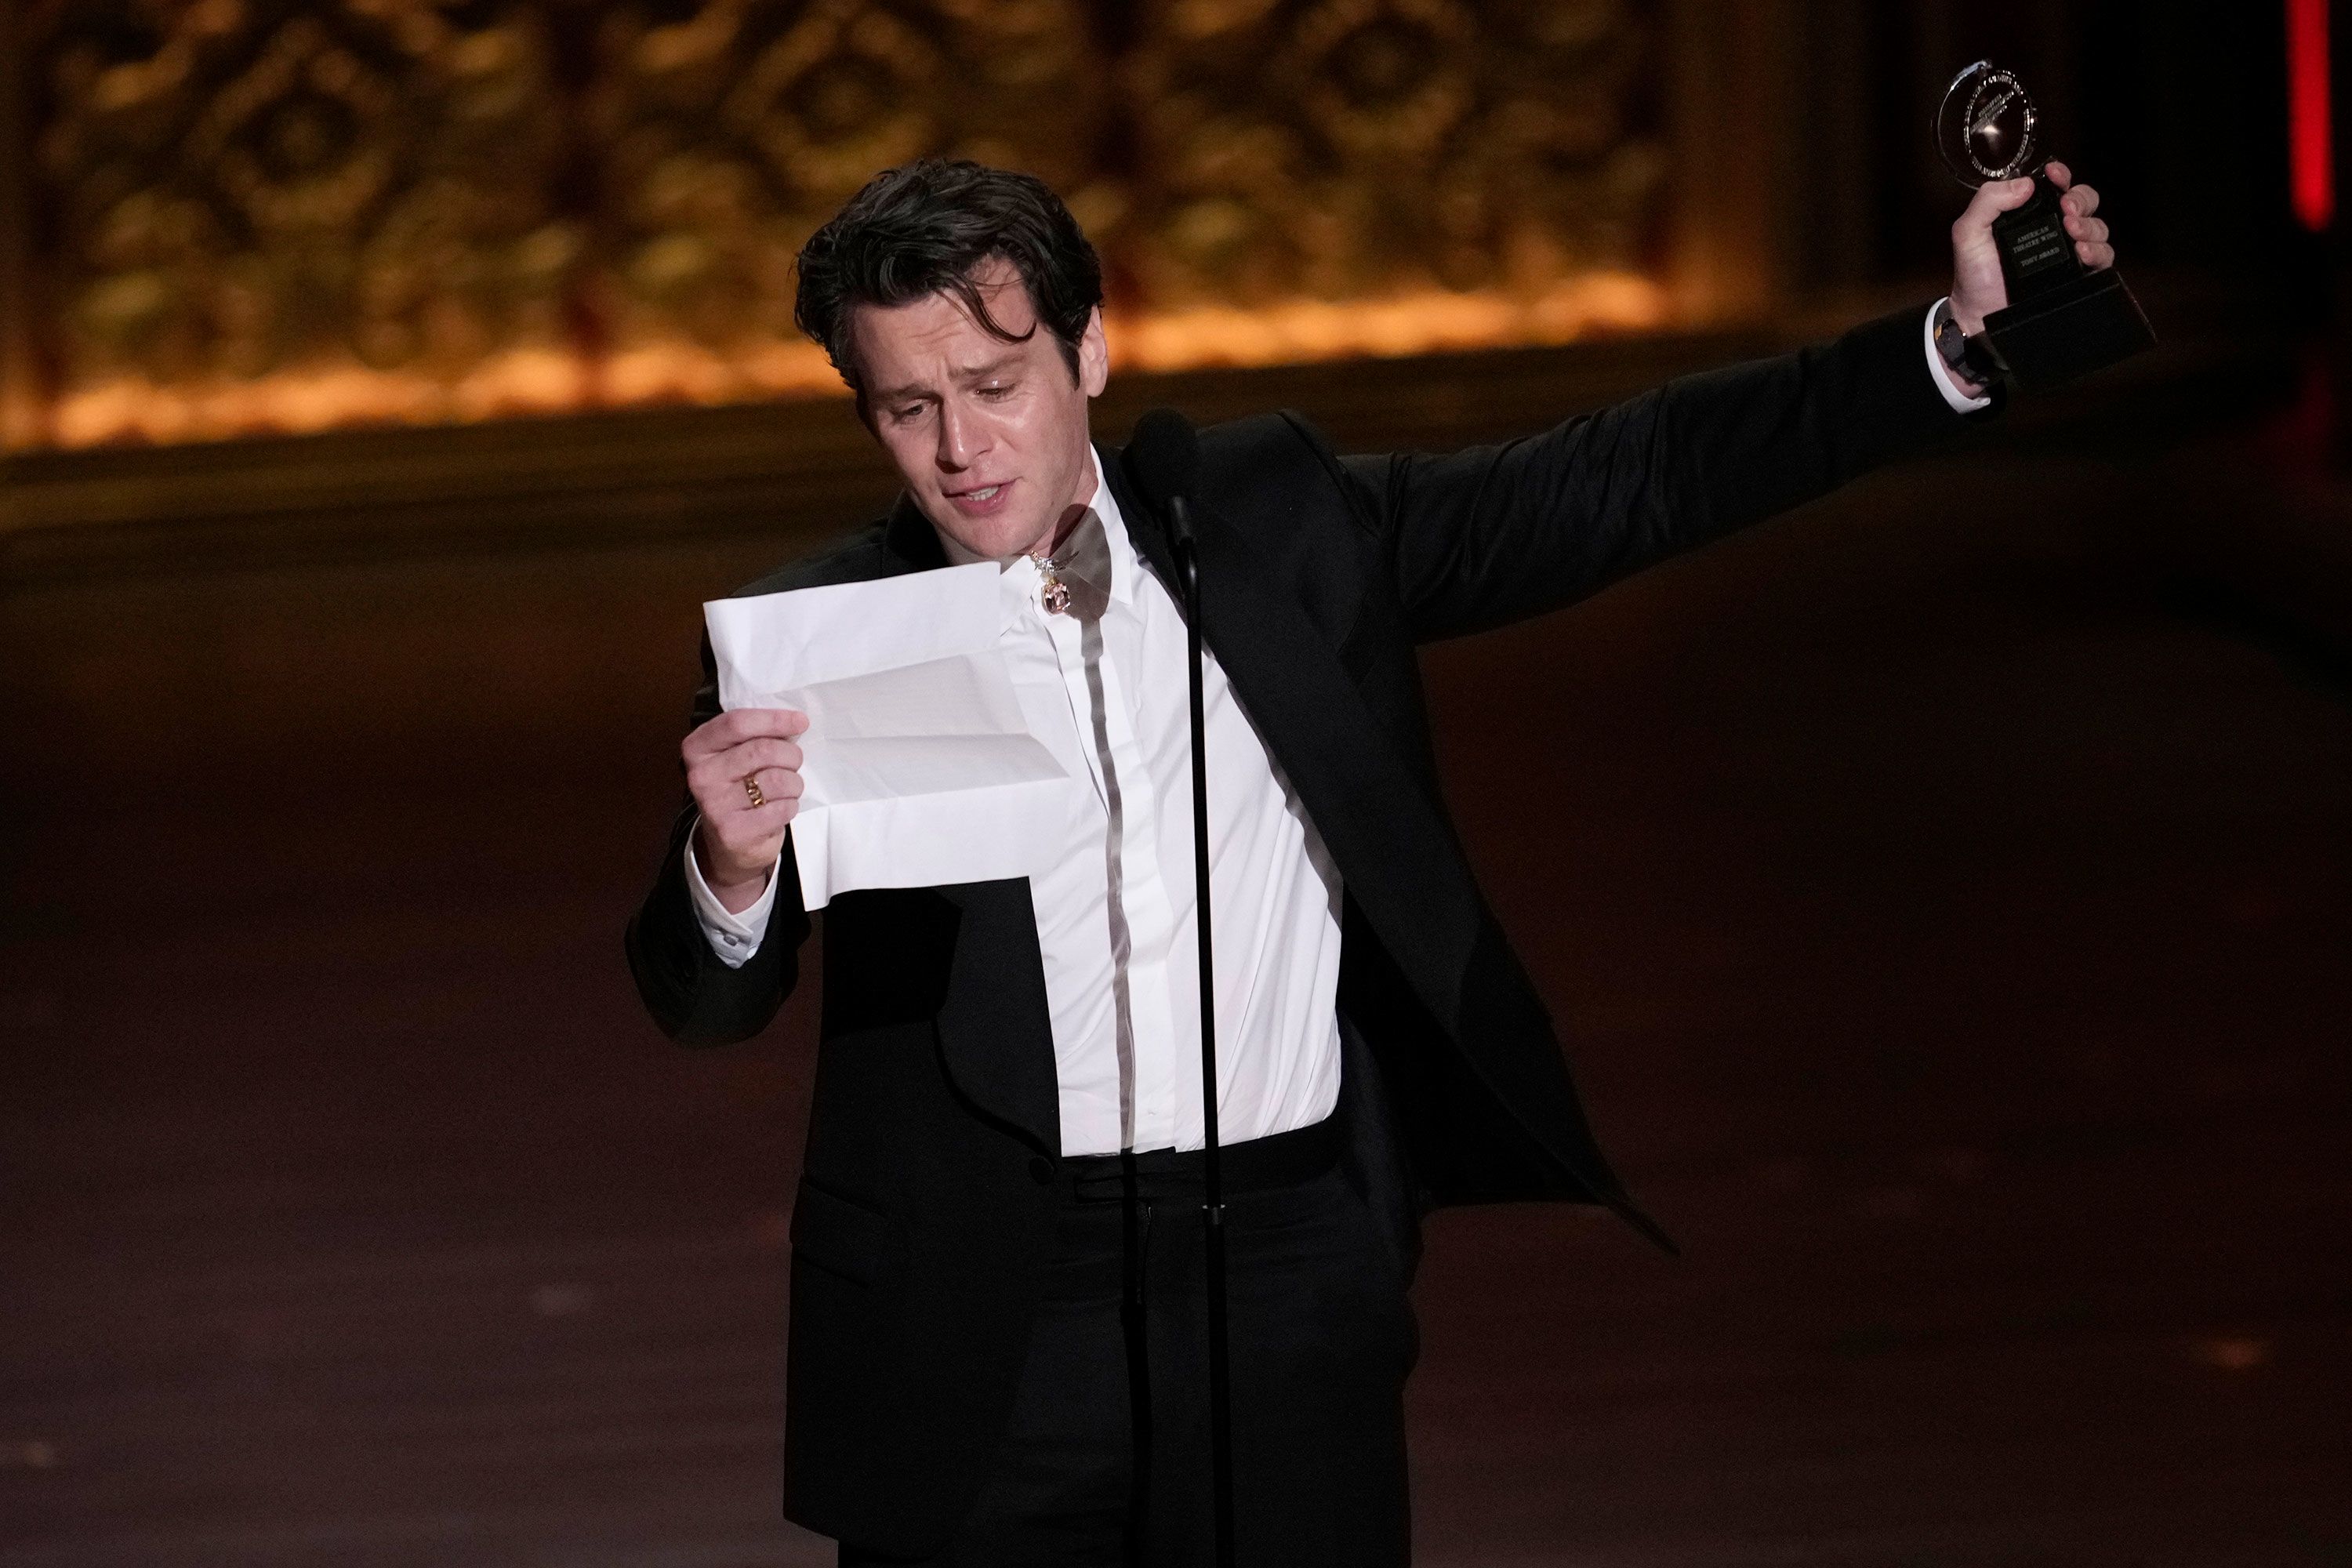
[1926, 298, 1994, 413]
[685, 828, 780, 969]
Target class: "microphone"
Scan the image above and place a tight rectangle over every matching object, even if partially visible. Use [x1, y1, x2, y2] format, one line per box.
[1126, 403, 1236, 1565]
[1126, 408, 1201, 550]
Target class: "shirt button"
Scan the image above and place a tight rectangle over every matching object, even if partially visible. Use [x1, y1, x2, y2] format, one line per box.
[1028, 1156, 1057, 1185]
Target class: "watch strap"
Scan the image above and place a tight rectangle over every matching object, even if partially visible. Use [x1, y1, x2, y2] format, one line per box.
[1935, 299, 2002, 390]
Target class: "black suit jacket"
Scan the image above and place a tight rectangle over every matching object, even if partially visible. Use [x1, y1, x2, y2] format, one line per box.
[626, 305, 1978, 1554]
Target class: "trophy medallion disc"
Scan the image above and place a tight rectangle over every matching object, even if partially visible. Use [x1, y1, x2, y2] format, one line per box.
[1937, 61, 2040, 187]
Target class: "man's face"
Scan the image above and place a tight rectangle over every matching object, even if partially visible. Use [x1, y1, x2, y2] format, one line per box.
[851, 260, 1109, 561]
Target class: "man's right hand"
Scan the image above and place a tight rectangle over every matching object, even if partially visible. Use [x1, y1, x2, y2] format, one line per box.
[684, 707, 809, 913]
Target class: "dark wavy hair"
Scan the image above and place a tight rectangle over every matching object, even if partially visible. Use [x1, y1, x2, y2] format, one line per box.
[793, 159, 1104, 411]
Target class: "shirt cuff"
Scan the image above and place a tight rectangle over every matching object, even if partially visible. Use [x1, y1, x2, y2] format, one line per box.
[684, 827, 780, 969]
[1926, 298, 1994, 413]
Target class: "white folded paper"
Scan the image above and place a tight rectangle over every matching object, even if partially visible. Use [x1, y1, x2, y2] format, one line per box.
[704, 561, 1072, 910]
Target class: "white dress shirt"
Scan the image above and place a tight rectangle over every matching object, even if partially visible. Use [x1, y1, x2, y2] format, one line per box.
[688, 448, 1345, 1156]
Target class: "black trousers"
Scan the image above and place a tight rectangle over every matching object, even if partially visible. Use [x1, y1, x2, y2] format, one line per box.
[840, 1115, 1416, 1566]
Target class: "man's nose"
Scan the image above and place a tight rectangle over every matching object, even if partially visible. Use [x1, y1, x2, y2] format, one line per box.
[936, 401, 985, 470]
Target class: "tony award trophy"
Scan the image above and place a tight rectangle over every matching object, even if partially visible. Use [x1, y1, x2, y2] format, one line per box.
[1936, 60, 2154, 390]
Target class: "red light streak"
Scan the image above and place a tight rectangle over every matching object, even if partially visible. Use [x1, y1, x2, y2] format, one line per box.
[2288, 0, 2334, 231]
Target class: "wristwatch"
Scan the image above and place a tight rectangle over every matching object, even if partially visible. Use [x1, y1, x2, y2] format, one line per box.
[1933, 298, 2002, 390]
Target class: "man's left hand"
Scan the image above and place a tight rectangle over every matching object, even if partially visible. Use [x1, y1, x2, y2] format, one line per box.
[1948, 160, 2114, 336]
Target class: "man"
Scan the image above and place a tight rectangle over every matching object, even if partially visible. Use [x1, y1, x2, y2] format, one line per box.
[626, 158, 2115, 1565]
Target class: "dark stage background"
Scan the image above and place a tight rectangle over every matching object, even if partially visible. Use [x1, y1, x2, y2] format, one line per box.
[4, 2, 2350, 1564]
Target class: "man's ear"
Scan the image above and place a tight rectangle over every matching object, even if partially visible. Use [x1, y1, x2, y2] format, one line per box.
[1077, 307, 1109, 398]
[840, 303, 875, 432]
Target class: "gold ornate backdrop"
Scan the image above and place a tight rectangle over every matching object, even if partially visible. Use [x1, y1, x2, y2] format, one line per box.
[2, 0, 1675, 450]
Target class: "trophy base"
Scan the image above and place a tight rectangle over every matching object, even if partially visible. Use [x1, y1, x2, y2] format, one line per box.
[1981, 268, 2156, 392]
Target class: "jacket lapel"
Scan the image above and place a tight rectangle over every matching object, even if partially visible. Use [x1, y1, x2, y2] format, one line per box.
[1104, 444, 1485, 1035]
[931, 878, 1063, 1155]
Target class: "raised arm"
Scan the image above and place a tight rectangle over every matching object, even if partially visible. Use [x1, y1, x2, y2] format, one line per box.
[1349, 163, 2114, 642]
[1342, 303, 1966, 643]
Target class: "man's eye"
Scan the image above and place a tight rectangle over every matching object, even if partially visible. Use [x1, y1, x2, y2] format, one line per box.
[890, 404, 924, 423]
[978, 383, 1013, 400]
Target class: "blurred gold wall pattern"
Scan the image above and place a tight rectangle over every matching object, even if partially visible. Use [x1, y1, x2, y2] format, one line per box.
[1, 0, 1674, 450]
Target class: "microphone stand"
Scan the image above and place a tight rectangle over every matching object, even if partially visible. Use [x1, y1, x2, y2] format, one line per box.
[1168, 499, 1236, 1568]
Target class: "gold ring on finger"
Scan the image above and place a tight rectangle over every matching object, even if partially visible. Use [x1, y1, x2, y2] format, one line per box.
[742, 774, 766, 809]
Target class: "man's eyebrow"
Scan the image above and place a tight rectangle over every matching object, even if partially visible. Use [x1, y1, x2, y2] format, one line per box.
[867, 354, 1025, 407]
[956, 354, 1025, 383]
